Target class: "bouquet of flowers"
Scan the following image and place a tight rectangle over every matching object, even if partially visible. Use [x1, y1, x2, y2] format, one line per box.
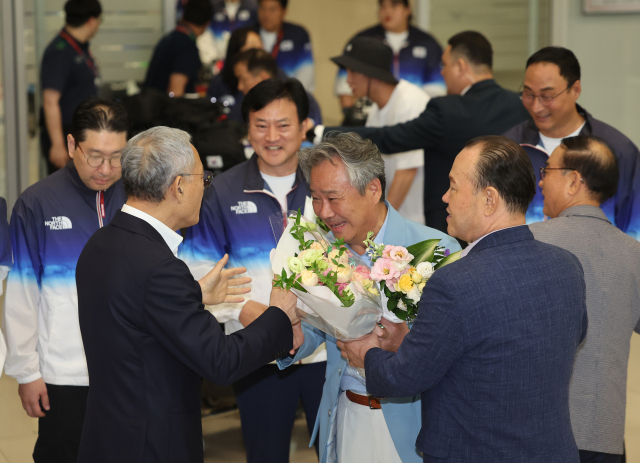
[270, 211, 383, 341]
[365, 233, 462, 323]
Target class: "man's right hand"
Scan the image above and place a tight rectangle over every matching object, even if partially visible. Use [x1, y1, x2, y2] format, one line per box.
[270, 287, 299, 324]
[49, 143, 69, 169]
[18, 378, 49, 418]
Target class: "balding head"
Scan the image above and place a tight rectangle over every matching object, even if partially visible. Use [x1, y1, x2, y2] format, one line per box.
[560, 136, 618, 204]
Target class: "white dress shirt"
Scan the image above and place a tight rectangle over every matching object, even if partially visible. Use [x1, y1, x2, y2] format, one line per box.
[121, 205, 183, 256]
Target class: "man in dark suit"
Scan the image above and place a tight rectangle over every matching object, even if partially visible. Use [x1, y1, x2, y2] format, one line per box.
[76, 126, 302, 463]
[315, 31, 530, 232]
[338, 136, 587, 462]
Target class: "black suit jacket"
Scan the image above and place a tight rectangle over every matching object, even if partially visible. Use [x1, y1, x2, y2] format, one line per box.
[76, 211, 293, 463]
[328, 80, 530, 221]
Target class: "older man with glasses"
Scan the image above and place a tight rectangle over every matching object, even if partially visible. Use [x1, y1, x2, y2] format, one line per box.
[530, 135, 640, 463]
[3, 98, 128, 463]
[75, 125, 301, 463]
[503, 46, 640, 241]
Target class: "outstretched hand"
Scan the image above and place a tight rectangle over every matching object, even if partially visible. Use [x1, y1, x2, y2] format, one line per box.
[199, 254, 251, 305]
[336, 332, 381, 370]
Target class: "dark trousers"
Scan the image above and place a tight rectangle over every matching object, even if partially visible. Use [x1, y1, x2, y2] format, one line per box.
[33, 384, 89, 463]
[579, 450, 623, 463]
[233, 362, 326, 463]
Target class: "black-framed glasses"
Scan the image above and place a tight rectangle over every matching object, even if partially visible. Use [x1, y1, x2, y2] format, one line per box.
[178, 171, 213, 188]
[519, 85, 571, 106]
[77, 143, 122, 168]
[539, 166, 575, 180]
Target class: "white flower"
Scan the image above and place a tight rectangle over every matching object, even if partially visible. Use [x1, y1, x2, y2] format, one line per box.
[300, 270, 319, 286]
[396, 299, 407, 311]
[406, 285, 422, 304]
[392, 260, 411, 272]
[336, 265, 353, 284]
[416, 261, 435, 280]
[288, 256, 304, 274]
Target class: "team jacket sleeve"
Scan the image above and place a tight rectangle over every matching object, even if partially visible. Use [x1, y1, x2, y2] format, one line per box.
[326, 99, 445, 156]
[179, 185, 247, 323]
[365, 272, 463, 398]
[2, 199, 44, 384]
[293, 29, 315, 93]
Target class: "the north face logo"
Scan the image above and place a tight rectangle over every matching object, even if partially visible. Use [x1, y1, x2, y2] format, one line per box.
[231, 201, 258, 214]
[44, 216, 72, 230]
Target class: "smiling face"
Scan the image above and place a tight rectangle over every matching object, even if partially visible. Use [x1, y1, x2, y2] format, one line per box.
[68, 129, 127, 191]
[247, 98, 306, 176]
[522, 62, 581, 138]
[309, 157, 382, 248]
[379, 0, 410, 33]
[442, 146, 485, 243]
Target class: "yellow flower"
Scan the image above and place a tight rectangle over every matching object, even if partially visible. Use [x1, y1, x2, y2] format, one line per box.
[397, 273, 415, 293]
[410, 269, 422, 284]
[418, 282, 426, 291]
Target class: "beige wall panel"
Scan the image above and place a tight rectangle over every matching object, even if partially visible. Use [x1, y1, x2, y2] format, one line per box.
[286, 0, 379, 126]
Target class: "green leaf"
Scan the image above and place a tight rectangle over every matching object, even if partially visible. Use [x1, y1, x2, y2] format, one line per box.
[434, 250, 463, 270]
[393, 308, 407, 320]
[387, 295, 398, 311]
[407, 239, 442, 266]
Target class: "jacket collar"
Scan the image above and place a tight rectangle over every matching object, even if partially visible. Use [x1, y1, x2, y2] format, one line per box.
[381, 202, 406, 243]
[518, 103, 594, 146]
[109, 210, 169, 250]
[558, 204, 611, 224]
[63, 161, 122, 200]
[464, 79, 500, 96]
[242, 153, 305, 192]
[467, 225, 533, 255]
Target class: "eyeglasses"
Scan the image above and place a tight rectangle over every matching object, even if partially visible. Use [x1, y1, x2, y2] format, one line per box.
[539, 166, 575, 179]
[520, 85, 571, 107]
[178, 171, 213, 188]
[77, 143, 122, 168]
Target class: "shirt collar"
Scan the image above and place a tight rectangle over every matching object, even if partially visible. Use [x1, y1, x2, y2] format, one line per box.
[348, 202, 390, 268]
[121, 204, 183, 256]
[460, 225, 524, 258]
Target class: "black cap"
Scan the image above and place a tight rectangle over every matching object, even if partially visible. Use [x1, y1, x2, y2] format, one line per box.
[330, 37, 398, 84]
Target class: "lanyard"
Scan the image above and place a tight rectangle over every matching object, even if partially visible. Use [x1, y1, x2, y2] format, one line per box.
[176, 24, 196, 40]
[270, 28, 285, 59]
[59, 30, 98, 77]
[96, 191, 105, 228]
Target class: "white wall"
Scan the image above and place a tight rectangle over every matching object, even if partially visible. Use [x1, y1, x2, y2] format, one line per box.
[559, 0, 640, 146]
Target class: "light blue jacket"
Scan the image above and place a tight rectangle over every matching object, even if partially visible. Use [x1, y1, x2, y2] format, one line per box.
[278, 204, 460, 462]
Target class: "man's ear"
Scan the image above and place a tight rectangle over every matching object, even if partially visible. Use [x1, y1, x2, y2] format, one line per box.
[483, 187, 499, 216]
[301, 117, 312, 134]
[67, 134, 76, 158]
[169, 175, 185, 203]
[566, 170, 583, 195]
[367, 178, 383, 203]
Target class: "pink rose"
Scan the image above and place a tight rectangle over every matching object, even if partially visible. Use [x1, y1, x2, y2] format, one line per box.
[352, 265, 371, 283]
[370, 258, 401, 281]
[337, 282, 350, 295]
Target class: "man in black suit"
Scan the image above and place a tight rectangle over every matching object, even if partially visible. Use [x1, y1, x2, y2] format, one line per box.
[315, 31, 530, 233]
[76, 126, 302, 463]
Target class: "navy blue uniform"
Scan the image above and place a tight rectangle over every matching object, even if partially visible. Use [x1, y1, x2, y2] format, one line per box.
[180, 154, 325, 462]
[144, 27, 201, 94]
[40, 30, 99, 173]
[41, 30, 99, 125]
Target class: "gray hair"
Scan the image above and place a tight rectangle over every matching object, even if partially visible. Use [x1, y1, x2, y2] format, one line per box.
[121, 126, 195, 202]
[298, 132, 386, 200]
